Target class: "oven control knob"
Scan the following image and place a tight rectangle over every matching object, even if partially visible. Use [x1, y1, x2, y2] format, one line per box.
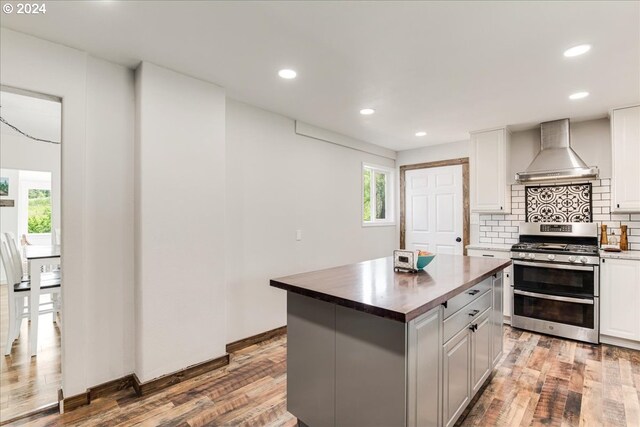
[547, 254, 555, 261]
[518, 252, 526, 259]
[568, 256, 576, 263]
[527, 253, 536, 259]
[580, 256, 588, 264]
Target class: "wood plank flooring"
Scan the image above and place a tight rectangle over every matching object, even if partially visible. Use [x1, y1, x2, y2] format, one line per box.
[458, 327, 640, 427]
[0, 285, 61, 422]
[9, 325, 640, 426]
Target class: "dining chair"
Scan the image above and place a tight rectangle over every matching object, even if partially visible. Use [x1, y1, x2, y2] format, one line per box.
[0, 240, 61, 356]
[3, 232, 60, 282]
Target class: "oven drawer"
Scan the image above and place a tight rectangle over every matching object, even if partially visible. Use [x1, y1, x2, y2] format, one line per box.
[444, 289, 492, 343]
[443, 278, 492, 319]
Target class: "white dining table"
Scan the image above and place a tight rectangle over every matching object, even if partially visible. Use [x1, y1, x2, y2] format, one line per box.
[24, 245, 61, 357]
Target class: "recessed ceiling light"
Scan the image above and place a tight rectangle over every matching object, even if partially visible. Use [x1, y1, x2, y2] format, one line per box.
[564, 44, 591, 57]
[278, 69, 297, 79]
[359, 108, 375, 115]
[569, 91, 589, 100]
[415, 131, 427, 137]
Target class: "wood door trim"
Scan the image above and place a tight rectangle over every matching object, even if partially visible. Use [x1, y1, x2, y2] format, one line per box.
[399, 158, 470, 255]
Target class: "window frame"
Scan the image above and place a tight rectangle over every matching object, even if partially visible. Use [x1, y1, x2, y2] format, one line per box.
[362, 162, 395, 227]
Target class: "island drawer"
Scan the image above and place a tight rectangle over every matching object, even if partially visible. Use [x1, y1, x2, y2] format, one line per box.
[443, 289, 492, 343]
[443, 278, 492, 319]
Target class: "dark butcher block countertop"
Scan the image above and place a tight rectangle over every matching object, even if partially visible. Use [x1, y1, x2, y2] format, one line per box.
[270, 254, 511, 323]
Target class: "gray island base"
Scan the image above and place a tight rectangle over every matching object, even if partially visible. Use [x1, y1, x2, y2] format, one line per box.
[271, 255, 511, 427]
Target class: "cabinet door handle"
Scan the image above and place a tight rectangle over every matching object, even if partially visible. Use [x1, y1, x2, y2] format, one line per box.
[500, 206, 503, 210]
[469, 324, 478, 332]
[468, 309, 480, 317]
[467, 289, 480, 296]
[617, 204, 620, 208]
[482, 254, 494, 257]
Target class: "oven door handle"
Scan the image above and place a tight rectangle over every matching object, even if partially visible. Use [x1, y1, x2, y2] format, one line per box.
[513, 289, 594, 305]
[512, 260, 594, 271]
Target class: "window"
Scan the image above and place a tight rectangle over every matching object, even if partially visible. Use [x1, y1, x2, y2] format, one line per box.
[362, 163, 394, 226]
[27, 188, 52, 234]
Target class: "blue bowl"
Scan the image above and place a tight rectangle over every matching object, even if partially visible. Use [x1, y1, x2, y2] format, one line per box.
[417, 254, 436, 269]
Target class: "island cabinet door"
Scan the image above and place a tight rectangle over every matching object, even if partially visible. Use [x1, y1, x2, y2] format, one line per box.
[491, 272, 504, 366]
[443, 327, 471, 427]
[407, 306, 442, 427]
[471, 308, 492, 396]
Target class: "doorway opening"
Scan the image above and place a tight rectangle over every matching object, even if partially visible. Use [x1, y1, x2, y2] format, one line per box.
[400, 158, 470, 255]
[0, 87, 62, 421]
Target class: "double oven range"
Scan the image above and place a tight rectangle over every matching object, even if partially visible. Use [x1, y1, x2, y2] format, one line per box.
[510, 223, 599, 344]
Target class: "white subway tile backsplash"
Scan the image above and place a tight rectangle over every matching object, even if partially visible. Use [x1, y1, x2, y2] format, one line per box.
[593, 186, 609, 194]
[611, 214, 631, 221]
[474, 182, 640, 247]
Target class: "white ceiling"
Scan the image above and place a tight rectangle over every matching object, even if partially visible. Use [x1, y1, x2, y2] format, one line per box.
[1, 1, 638, 151]
[0, 90, 61, 142]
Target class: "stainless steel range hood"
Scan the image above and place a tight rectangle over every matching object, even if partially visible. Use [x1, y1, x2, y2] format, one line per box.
[515, 119, 599, 183]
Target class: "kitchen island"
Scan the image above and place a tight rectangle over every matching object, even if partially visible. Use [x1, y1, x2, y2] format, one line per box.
[270, 254, 511, 427]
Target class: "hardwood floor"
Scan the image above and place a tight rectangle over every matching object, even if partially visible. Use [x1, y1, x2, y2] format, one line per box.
[10, 325, 640, 426]
[459, 327, 640, 427]
[0, 285, 61, 423]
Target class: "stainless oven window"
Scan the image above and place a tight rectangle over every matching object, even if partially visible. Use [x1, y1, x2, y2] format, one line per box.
[512, 263, 595, 297]
[513, 293, 595, 329]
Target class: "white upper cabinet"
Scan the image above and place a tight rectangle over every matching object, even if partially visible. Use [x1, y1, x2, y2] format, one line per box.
[611, 105, 640, 213]
[470, 127, 511, 213]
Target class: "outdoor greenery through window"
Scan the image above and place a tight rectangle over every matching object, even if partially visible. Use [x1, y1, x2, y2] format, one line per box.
[362, 163, 394, 225]
[28, 189, 52, 233]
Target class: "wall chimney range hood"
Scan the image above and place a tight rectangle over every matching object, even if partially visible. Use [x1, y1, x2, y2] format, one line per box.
[515, 118, 598, 183]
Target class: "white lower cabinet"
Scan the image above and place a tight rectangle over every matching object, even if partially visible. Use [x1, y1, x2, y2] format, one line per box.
[408, 273, 504, 427]
[467, 249, 512, 324]
[443, 326, 471, 427]
[600, 257, 640, 344]
[471, 308, 492, 396]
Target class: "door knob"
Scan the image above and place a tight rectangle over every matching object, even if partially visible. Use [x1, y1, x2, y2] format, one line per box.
[456, 237, 462, 242]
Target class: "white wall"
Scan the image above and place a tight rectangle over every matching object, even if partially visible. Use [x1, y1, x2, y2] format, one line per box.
[225, 99, 396, 343]
[84, 56, 135, 386]
[396, 140, 469, 167]
[0, 28, 135, 396]
[135, 62, 226, 382]
[0, 168, 20, 283]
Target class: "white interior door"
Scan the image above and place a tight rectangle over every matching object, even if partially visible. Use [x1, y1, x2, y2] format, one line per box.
[405, 165, 463, 255]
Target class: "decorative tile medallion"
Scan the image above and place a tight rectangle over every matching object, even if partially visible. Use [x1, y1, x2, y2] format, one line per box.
[525, 183, 592, 223]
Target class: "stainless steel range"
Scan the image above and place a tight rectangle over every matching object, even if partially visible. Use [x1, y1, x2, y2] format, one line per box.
[510, 222, 599, 344]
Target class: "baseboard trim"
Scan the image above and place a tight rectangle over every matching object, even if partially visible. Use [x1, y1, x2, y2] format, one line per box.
[60, 390, 89, 413]
[0, 402, 59, 426]
[600, 334, 640, 351]
[226, 325, 287, 353]
[89, 375, 135, 401]
[56, 325, 286, 413]
[132, 353, 230, 397]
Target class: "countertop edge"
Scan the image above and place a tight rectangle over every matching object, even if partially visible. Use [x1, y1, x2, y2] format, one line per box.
[271, 259, 511, 323]
[466, 244, 512, 253]
[270, 279, 406, 322]
[599, 250, 640, 261]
